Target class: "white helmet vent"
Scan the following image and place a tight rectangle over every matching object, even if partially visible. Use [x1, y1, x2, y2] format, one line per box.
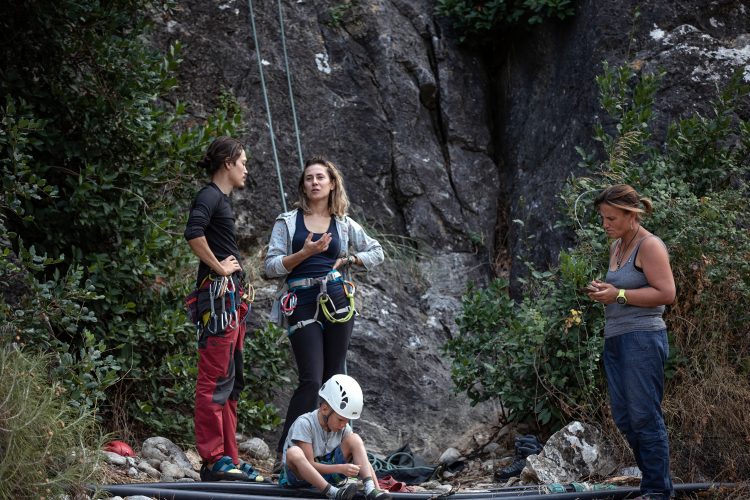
[336, 381, 349, 410]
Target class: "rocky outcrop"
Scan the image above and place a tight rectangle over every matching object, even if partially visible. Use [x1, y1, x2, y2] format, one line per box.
[152, 0, 750, 459]
[495, 0, 750, 281]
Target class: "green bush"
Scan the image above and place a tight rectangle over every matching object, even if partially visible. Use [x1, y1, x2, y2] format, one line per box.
[0, 0, 287, 443]
[446, 61, 750, 466]
[446, 263, 606, 428]
[436, 0, 575, 40]
[0, 347, 104, 499]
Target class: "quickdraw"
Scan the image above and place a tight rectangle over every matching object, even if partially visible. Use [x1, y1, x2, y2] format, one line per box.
[319, 280, 355, 323]
[196, 274, 243, 338]
[280, 291, 298, 317]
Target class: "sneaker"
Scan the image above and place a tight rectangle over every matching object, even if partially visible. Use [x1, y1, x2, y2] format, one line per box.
[335, 483, 359, 500]
[366, 488, 393, 500]
[237, 460, 266, 482]
[200, 456, 249, 482]
[494, 456, 527, 482]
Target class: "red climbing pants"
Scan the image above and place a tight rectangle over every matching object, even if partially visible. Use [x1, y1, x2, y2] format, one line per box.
[194, 300, 249, 464]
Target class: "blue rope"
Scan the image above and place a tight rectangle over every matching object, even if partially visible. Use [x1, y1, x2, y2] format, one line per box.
[276, 0, 304, 171]
[247, 0, 287, 212]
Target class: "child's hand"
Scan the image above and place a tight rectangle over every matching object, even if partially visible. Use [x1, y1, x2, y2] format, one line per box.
[339, 463, 360, 477]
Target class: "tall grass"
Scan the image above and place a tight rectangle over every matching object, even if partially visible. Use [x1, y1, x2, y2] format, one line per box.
[0, 347, 105, 499]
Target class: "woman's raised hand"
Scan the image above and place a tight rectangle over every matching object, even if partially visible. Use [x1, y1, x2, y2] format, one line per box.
[302, 231, 332, 256]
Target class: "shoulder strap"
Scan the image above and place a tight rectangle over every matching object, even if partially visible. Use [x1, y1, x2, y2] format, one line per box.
[632, 235, 658, 269]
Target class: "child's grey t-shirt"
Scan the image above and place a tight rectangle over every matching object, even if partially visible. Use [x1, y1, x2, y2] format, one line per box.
[282, 409, 353, 464]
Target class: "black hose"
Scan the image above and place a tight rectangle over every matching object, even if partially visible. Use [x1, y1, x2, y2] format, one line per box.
[100, 481, 546, 498]
[96, 483, 286, 499]
[98, 481, 738, 500]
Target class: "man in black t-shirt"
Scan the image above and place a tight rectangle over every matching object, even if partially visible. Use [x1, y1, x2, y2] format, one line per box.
[184, 136, 262, 482]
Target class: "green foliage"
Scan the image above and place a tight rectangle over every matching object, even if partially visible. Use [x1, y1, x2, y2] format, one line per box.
[446, 266, 605, 428]
[0, 0, 286, 443]
[328, 1, 356, 27]
[447, 63, 750, 444]
[0, 348, 105, 499]
[436, 0, 575, 40]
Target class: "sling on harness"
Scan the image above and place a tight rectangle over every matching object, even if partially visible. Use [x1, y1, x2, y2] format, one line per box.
[282, 269, 356, 335]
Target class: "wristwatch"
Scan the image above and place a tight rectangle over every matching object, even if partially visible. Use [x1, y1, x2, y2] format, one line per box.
[616, 289, 627, 305]
[347, 255, 356, 266]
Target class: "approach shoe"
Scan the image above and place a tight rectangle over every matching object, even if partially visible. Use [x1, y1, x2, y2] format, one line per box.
[200, 456, 249, 482]
[494, 455, 527, 482]
[237, 460, 266, 482]
[335, 483, 359, 500]
[366, 488, 393, 500]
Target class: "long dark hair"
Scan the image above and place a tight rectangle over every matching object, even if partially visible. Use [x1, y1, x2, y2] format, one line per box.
[197, 136, 245, 176]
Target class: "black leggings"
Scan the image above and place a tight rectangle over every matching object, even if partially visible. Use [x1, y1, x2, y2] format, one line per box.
[276, 298, 354, 452]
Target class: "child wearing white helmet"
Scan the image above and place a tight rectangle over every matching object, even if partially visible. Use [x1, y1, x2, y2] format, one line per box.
[280, 374, 392, 500]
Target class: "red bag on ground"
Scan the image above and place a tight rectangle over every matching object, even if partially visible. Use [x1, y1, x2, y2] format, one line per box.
[378, 475, 412, 492]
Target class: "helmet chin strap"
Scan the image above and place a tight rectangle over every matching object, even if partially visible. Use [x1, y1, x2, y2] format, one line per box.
[321, 407, 335, 432]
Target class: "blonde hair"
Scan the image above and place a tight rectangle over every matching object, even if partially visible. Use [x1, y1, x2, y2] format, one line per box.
[297, 156, 350, 217]
[594, 184, 653, 221]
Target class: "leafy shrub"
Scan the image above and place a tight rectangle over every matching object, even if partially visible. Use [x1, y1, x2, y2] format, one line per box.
[0, 347, 104, 499]
[0, 0, 287, 443]
[436, 0, 575, 40]
[446, 60, 750, 474]
[446, 262, 605, 428]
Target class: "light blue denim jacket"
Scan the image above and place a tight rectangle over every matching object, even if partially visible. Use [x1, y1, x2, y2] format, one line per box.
[265, 208, 384, 325]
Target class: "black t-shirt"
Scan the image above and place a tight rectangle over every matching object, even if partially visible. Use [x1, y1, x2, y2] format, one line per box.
[184, 183, 242, 287]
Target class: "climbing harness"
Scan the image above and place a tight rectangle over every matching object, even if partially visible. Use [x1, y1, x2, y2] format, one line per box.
[284, 270, 357, 334]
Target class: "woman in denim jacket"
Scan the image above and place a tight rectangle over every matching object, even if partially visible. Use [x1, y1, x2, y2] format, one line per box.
[265, 156, 384, 459]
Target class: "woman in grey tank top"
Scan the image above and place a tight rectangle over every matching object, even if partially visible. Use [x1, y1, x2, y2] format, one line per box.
[585, 184, 676, 500]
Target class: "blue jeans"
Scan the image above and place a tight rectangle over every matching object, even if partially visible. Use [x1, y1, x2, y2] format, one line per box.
[604, 329, 673, 499]
[280, 446, 347, 488]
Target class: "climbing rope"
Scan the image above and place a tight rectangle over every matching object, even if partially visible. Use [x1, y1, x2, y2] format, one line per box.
[247, 0, 287, 212]
[276, 0, 304, 171]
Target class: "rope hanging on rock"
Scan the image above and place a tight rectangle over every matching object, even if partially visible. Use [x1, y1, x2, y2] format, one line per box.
[276, 0, 304, 171]
[247, 0, 287, 212]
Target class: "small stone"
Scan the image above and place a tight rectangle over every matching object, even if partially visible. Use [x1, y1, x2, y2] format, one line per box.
[101, 450, 127, 466]
[238, 437, 271, 460]
[439, 447, 462, 465]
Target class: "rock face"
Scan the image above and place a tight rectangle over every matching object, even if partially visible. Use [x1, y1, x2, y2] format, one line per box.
[153, 0, 750, 458]
[495, 0, 750, 282]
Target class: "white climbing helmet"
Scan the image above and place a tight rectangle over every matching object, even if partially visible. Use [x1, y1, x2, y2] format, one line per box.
[318, 374, 363, 420]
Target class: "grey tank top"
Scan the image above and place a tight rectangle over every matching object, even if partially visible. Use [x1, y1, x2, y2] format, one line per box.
[604, 235, 667, 338]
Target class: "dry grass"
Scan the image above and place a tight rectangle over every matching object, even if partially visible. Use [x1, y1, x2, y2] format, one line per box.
[0, 347, 106, 499]
[662, 268, 750, 482]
